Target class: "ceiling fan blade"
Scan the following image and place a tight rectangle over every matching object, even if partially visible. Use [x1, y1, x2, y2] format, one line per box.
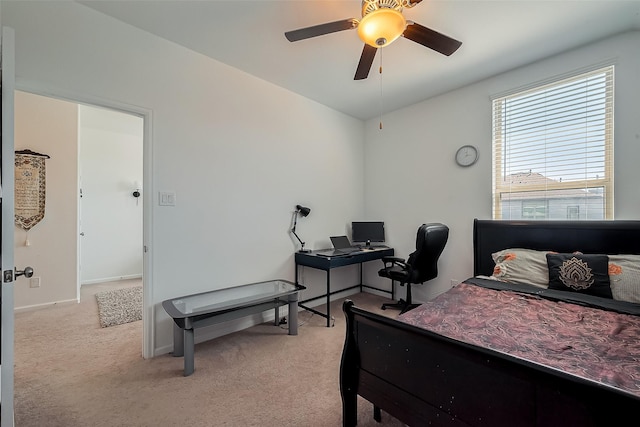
[403, 22, 462, 56]
[285, 19, 358, 42]
[354, 44, 378, 80]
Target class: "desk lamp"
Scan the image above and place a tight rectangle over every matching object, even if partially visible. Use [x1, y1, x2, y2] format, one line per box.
[291, 204, 311, 252]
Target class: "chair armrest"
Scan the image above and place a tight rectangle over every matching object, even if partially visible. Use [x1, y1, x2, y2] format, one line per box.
[381, 256, 407, 268]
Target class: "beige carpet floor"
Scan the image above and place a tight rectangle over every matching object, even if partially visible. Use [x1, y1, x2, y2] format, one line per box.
[14, 281, 406, 426]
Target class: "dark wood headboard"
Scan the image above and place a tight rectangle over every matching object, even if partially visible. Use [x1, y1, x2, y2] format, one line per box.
[473, 219, 640, 277]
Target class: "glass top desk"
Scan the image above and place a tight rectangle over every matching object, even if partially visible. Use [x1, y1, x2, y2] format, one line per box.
[163, 279, 304, 376]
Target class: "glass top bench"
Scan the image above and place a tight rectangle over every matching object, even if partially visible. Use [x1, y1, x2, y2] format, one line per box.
[162, 279, 304, 376]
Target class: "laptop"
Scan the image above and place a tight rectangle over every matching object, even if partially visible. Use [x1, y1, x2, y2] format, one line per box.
[316, 236, 361, 257]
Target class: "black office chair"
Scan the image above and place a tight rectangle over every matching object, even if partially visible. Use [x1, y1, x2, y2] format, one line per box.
[378, 223, 449, 314]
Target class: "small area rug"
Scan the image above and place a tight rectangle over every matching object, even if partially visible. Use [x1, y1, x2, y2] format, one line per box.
[95, 286, 142, 328]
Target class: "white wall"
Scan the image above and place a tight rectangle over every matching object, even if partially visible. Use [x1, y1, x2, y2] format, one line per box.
[79, 104, 143, 284]
[13, 91, 78, 309]
[1, 2, 365, 354]
[363, 31, 640, 302]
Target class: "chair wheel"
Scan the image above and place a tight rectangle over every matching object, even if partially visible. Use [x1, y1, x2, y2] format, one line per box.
[381, 305, 387, 310]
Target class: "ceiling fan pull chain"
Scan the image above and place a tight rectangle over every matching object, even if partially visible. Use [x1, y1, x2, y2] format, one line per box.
[379, 48, 383, 130]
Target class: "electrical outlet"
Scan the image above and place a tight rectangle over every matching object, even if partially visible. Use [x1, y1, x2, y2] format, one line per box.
[30, 277, 41, 288]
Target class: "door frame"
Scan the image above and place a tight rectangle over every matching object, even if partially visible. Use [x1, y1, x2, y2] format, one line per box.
[14, 83, 154, 359]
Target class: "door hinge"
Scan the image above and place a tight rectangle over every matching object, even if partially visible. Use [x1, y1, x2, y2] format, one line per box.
[3, 269, 13, 283]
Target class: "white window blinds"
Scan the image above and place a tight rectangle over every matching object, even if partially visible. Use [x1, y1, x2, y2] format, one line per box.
[492, 65, 614, 220]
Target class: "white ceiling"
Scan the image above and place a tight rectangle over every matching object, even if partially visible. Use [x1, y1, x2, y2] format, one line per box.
[79, 0, 640, 121]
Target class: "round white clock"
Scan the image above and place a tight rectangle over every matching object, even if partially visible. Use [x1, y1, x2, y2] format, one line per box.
[455, 145, 479, 167]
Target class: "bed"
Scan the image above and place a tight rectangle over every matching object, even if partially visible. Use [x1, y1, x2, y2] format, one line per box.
[340, 219, 640, 427]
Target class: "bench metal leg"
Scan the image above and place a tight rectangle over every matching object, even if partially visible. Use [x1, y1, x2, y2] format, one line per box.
[183, 328, 195, 376]
[172, 323, 184, 357]
[288, 293, 299, 335]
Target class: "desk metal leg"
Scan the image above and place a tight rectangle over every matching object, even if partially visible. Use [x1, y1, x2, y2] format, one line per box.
[325, 271, 331, 327]
[295, 262, 299, 286]
[183, 328, 195, 376]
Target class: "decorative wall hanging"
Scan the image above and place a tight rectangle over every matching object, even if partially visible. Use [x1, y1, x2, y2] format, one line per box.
[15, 149, 50, 231]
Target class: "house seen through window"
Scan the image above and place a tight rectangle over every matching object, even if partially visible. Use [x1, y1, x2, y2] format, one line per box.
[492, 65, 614, 220]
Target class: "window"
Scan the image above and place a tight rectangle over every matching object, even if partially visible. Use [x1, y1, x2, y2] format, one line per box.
[522, 201, 547, 220]
[492, 66, 614, 220]
[567, 206, 580, 220]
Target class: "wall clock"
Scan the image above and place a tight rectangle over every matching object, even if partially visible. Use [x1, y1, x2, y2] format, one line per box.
[455, 145, 479, 167]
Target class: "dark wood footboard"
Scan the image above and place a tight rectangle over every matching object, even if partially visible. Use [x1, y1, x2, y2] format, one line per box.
[340, 300, 640, 427]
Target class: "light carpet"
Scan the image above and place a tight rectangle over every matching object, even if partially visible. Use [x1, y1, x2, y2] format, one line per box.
[95, 286, 142, 327]
[15, 288, 406, 426]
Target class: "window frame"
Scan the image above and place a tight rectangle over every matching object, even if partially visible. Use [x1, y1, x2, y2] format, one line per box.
[492, 65, 614, 220]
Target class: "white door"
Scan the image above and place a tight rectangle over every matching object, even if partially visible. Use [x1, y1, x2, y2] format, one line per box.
[1, 27, 16, 426]
[2, 28, 35, 425]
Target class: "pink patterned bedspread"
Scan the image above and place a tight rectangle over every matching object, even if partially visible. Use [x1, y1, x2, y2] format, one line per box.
[398, 282, 640, 397]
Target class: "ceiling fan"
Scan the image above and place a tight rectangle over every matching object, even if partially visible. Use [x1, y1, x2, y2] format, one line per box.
[285, 0, 462, 80]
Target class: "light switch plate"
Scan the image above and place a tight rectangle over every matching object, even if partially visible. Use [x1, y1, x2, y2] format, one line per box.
[159, 191, 176, 206]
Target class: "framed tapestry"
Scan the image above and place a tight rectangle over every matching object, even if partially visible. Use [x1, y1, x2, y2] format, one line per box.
[15, 149, 50, 231]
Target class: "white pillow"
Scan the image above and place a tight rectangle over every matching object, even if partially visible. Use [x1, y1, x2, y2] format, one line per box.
[491, 248, 550, 289]
[608, 254, 640, 304]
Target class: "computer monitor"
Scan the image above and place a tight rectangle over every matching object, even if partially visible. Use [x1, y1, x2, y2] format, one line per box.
[351, 221, 385, 244]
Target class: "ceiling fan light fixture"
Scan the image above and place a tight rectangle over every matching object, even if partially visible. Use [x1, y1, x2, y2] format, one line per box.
[284, 0, 462, 82]
[357, 8, 407, 47]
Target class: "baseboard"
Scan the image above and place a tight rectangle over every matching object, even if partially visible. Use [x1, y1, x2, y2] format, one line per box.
[362, 287, 393, 299]
[15, 298, 78, 312]
[81, 274, 142, 286]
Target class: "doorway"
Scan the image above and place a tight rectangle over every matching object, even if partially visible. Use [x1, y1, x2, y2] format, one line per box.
[78, 104, 143, 294]
[13, 90, 148, 353]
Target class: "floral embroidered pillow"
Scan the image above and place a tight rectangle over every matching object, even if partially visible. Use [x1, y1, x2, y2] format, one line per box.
[491, 248, 550, 288]
[608, 254, 640, 304]
[546, 253, 612, 299]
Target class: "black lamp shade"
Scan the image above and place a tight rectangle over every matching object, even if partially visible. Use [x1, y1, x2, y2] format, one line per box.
[296, 205, 311, 217]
